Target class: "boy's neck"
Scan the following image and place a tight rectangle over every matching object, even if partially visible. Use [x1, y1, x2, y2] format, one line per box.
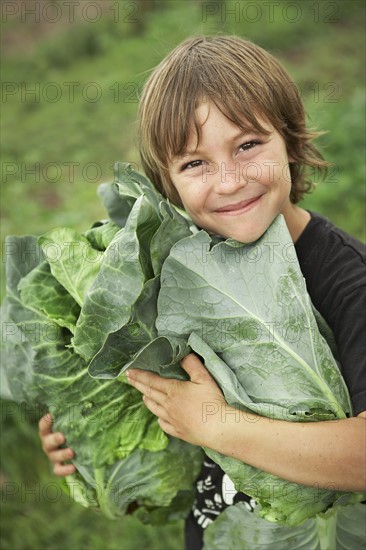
[281, 203, 311, 243]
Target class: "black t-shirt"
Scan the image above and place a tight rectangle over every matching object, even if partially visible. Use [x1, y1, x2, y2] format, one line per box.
[185, 211, 366, 550]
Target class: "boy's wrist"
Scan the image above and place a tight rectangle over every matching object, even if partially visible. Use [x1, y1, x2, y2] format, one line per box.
[202, 402, 257, 459]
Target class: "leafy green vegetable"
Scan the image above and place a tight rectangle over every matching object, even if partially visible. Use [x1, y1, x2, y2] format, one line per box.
[2, 164, 202, 522]
[86, 167, 365, 527]
[2, 162, 364, 541]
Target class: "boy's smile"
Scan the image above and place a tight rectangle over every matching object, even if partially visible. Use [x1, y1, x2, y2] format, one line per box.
[168, 102, 307, 243]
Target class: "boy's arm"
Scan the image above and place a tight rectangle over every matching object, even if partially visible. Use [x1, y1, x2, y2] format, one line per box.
[210, 407, 366, 493]
[126, 354, 366, 493]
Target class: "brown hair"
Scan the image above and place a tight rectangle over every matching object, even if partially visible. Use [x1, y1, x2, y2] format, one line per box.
[137, 35, 328, 207]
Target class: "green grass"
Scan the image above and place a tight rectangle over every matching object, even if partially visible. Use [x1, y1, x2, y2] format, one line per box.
[1, 1, 365, 548]
[1, 0, 365, 244]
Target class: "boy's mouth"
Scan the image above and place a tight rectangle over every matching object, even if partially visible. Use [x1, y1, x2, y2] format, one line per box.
[214, 195, 262, 215]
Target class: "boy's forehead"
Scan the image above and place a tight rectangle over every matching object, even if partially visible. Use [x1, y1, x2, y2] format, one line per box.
[170, 102, 272, 161]
[201, 101, 268, 130]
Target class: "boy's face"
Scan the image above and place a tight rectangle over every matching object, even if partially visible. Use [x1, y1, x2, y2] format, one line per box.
[168, 102, 293, 242]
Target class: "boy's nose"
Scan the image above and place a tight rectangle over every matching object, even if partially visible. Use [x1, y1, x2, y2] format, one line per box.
[213, 160, 249, 194]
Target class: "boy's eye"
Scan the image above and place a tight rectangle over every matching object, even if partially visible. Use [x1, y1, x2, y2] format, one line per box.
[239, 140, 261, 152]
[181, 159, 203, 171]
[179, 140, 262, 171]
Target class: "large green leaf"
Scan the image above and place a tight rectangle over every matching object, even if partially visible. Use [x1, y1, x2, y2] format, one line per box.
[18, 261, 80, 333]
[202, 501, 366, 549]
[65, 438, 203, 521]
[39, 228, 103, 306]
[75, 186, 192, 365]
[151, 215, 363, 525]
[97, 180, 135, 228]
[84, 220, 121, 251]
[156, 218, 351, 421]
[72, 195, 160, 361]
[95, 162, 160, 229]
[335, 502, 366, 549]
[113, 161, 162, 213]
[202, 502, 320, 549]
[150, 201, 194, 276]
[88, 276, 160, 378]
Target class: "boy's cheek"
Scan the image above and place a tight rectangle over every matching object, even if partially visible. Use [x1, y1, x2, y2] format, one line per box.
[244, 163, 264, 183]
[259, 161, 292, 187]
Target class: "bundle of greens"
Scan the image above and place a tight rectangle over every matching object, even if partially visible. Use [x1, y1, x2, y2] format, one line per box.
[1, 163, 203, 523]
[2, 163, 365, 534]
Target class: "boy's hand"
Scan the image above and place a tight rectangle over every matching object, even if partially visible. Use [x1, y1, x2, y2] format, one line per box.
[38, 413, 76, 477]
[126, 353, 228, 448]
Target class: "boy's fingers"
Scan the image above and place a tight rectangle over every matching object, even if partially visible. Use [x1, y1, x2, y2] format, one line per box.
[41, 432, 65, 453]
[38, 413, 53, 436]
[48, 448, 74, 464]
[53, 463, 76, 477]
[38, 413, 76, 478]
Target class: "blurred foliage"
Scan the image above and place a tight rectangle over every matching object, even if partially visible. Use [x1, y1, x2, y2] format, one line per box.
[1, 1, 365, 548]
[0, 400, 184, 550]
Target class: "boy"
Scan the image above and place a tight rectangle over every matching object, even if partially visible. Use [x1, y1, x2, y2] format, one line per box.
[39, 36, 366, 549]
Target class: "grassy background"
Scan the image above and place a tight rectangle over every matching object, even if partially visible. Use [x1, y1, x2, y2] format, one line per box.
[1, 1, 365, 548]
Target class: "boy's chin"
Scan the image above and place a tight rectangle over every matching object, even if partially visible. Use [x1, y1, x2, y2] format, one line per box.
[206, 229, 267, 244]
[209, 219, 275, 243]
[196, 213, 280, 243]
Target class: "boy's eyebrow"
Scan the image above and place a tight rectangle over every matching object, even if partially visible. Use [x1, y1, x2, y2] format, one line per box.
[171, 127, 262, 162]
